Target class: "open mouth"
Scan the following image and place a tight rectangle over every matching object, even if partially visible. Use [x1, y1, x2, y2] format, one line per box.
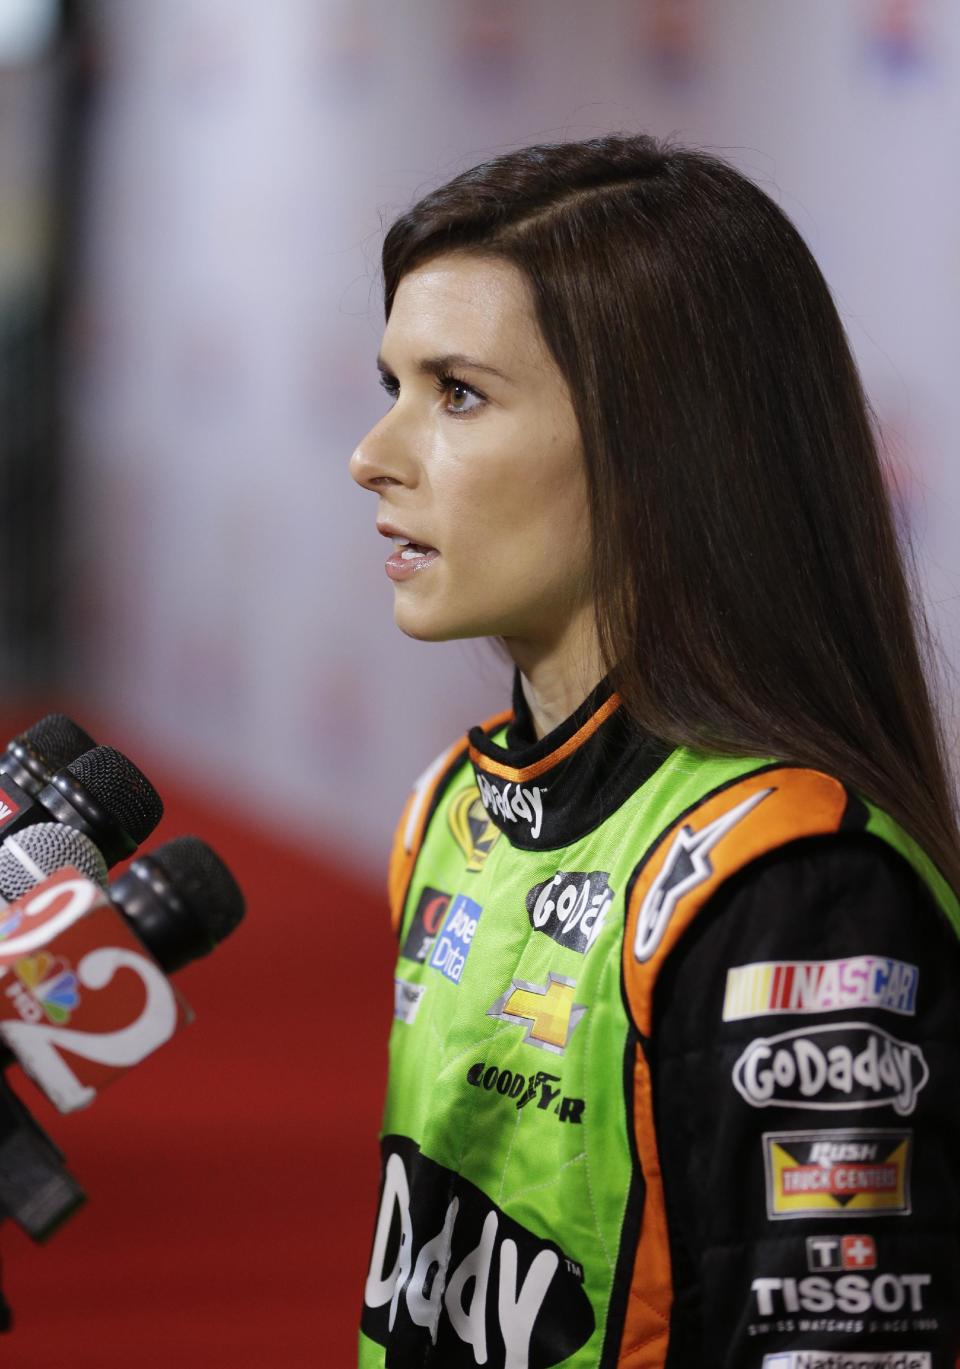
[386, 539, 440, 579]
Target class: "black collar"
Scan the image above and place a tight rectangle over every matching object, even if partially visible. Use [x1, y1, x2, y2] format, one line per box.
[466, 669, 673, 850]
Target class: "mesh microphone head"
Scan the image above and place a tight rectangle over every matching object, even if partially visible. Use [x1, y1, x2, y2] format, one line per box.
[66, 746, 164, 846]
[15, 714, 96, 773]
[0, 823, 109, 902]
[148, 836, 245, 948]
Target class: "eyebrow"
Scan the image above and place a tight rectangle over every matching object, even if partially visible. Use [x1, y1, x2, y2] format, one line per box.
[375, 351, 513, 384]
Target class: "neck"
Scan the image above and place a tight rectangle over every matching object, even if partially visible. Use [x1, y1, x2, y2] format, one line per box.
[503, 603, 606, 741]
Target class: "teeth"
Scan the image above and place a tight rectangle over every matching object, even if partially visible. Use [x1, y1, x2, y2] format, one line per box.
[401, 548, 427, 561]
[393, 538, 411, 547]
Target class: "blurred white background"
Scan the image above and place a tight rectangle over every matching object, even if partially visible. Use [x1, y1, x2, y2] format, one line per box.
[13, 0, 957, 870]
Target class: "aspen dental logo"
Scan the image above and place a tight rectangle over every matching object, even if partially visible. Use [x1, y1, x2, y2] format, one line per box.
[763, 1351, 931, 1368]
[762, 1129, 912, 1219]
[723, 955, 919, 1021]
[475, 772, 546, 841]
[362, 1136, 594, 1366]
[732, 1023, 928, 1116]
[487, 972, 587, 1056]
[428, 894, 482, 985]
[8, 952, 80, 1025]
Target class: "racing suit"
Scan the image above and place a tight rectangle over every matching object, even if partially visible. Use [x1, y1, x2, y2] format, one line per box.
[359, 669, 960, 1368]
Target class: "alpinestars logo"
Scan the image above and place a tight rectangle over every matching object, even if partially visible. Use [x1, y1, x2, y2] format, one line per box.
[362, 1136, 594, 1366]
[475, 772, 546, 841]
[633, 786, 774, 961]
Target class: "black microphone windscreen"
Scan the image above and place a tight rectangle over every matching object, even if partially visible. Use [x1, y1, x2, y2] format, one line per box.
[16, 715, 96, 773]
[148, 836, 245, 948]
[66, 746, 164, 846]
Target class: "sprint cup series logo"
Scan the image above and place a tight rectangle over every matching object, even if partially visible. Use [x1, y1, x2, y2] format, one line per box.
[732, 1023, 928, 1116]
[763, 1128, 912, 1219]
[363, 1135, 594, 1366]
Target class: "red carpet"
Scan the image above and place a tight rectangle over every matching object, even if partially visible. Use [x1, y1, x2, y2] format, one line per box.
[0, 709, 394, 1367]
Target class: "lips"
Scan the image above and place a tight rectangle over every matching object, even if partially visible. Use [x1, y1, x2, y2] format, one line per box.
[377, 523, 438, 552]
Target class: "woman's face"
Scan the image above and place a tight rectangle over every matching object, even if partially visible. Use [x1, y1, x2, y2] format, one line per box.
[350, 252, 593, 651]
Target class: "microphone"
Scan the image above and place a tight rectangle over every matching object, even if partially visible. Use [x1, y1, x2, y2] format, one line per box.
[0, 827, 244, 1114]
[0, 826, 244, 1242]
[0, 744, 163, 866]
[0, 823, 109, 906]
[0, 714, 96, 798]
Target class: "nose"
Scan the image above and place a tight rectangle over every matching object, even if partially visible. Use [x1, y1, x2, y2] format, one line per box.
[349, 412, 416, 493]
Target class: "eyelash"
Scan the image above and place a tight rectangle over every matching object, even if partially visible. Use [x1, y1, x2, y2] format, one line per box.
[378, 370, 486, 418]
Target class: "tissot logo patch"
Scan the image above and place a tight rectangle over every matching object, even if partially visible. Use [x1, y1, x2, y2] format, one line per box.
[362, 1135, 594, 1366]
[762, 1128, 912, 1219]
[525, 871, 613, 954]
[428, 893, 482, 985]
[732, 1022, 928, 1115]
[487, 973, 586, 1055]
[805, 1233, 877, 1271]
[447, 787, 500, 872]
[401, 886, 451, 963]
[723, 955, 919, 1021]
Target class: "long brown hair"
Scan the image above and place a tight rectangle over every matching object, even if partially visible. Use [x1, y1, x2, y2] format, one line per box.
[379, 132, 960, 898]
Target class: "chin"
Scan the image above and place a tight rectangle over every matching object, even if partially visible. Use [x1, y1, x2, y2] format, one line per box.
[394, 601, 495, 644]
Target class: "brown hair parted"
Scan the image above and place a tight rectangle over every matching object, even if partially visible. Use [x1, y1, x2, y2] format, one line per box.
[379, 131, 960, 899]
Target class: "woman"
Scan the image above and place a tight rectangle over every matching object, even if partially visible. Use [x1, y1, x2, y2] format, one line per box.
[349, 132, 960, 1368]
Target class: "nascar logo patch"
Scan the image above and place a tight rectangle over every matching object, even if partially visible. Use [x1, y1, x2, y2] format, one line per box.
[723, 955, 919, 1021]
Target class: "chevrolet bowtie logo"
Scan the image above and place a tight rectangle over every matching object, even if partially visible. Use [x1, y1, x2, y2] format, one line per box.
[487, 972, 586, 1055]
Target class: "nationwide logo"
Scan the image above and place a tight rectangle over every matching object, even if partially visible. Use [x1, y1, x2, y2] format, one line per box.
[475, 772, 546, 842]
[447, 788, 500, 873]
[428, 894, 482, 986]
[466, 1061, 585, 1124]
[633, 787, 774, 962]
[732, 1023, 928, 1116]
[487, 973, 587, 1055]
[762, 1128, 912, 1219]
[525, 871, 613, 955]
[394, 978, 426, 1025]
[362, 1135, 594, 1366]
[401, 886, 452, 964]
[806, 1233, 877, 1271]
[763, 1356, 931, 1369]
[723, 955, 919, 1021]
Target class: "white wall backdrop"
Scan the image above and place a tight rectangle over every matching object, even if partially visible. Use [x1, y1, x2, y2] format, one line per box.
[64, 0, 960, 873]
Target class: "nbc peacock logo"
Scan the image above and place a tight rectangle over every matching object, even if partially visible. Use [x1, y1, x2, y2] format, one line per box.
[13, 952, 81, 1025]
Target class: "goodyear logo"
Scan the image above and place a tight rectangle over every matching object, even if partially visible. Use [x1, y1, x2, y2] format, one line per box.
[487, 973, 586, 1055]
[762, 1128, 912, 1220]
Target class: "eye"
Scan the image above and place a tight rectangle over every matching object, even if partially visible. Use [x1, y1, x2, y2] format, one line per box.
[433, 370, 485, 417]
[376, 369, 486, 418]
